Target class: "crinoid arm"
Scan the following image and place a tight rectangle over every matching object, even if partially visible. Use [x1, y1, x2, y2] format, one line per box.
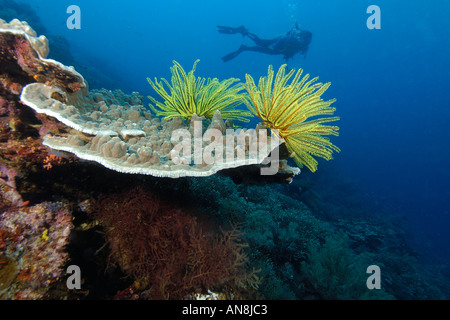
[147, 60, 252, 122]
[243, 64, 340, 172]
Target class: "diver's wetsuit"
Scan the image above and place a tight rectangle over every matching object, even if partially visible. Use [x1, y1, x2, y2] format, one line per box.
[217, 24, 312, 62]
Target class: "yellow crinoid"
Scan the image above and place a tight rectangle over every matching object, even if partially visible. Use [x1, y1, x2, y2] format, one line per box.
[243, 64, 340, 172]
[147, 60, 252, 122]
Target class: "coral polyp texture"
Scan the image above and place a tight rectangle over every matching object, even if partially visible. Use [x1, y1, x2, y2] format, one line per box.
[0, 18, 86, 93]
[243, 64, 340, 172]
[0, 197, 73, 299]
[0, 18, 49, 59]
[0, 18, 86, 182]
[147, 60, 252, 122]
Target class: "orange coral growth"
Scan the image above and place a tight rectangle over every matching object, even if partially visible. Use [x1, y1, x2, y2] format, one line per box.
[0, 138, 48, 174]
[95, 186, 259, 299]
[43, 154, 63, 170]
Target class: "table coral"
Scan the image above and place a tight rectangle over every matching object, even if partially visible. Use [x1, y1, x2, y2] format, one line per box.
[1, 18, 300, 180]
[20, 82, 283, 178]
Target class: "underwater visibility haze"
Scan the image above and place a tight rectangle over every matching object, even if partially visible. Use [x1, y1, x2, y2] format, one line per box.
[0, 0, 449, 301]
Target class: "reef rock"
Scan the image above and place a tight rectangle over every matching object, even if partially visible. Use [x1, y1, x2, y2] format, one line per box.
[0, 18, 86, 93]
[1, 18, 298, 180]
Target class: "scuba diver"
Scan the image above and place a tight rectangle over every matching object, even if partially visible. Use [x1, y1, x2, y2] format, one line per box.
[217, 23, 312, 62]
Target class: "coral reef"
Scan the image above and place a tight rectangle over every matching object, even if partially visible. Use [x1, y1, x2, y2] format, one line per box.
[0, 20, 78, 300]
[94, 186, 259, 299]
[21, 82, 286, 178]
[187, 175, 328, 299]
[1, 16, 447, 302]
[300, 232, 394, 299]
[0, 189, 73, 299]
[0, 19, 80, 206]
[0, 17, 85, 137]
[0, 18, 48, 59]
[6, 21, 295, 180]
[0, 255, 18, 291]
[184, 174, 450, 300]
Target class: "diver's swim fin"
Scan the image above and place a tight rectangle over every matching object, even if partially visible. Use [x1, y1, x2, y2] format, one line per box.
[221, 45, 247, 62]
[217, 25, 249, 37]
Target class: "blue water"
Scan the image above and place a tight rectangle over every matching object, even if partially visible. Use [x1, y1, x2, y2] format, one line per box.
[18, 0, 450, 271]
